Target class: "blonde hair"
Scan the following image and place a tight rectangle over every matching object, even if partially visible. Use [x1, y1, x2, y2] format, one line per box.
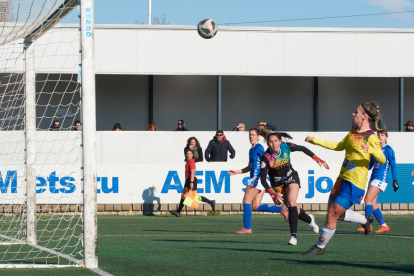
[360, 102, 386, 131]
[237, 123, 245, 131]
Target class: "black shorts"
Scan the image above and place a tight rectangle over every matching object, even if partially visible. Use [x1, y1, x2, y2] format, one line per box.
[184, 177, 198, 191]
[272, 170, 301, 189]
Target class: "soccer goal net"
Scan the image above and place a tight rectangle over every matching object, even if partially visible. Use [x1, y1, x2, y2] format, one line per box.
[0, 0, 96, 268]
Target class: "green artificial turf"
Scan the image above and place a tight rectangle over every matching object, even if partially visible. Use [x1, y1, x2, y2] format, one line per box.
[1, 214, 413, 275]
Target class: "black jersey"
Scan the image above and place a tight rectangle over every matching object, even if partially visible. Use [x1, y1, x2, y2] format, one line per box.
[260, 142, 314, 190]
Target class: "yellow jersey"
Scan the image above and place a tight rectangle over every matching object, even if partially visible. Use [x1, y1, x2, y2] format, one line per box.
[308, 128, 386, 190]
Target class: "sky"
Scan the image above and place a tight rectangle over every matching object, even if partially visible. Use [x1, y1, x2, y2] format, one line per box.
[83, 0, 414, 28]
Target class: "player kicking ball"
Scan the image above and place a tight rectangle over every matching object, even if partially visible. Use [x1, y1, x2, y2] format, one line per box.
[356, 130, 398, 233]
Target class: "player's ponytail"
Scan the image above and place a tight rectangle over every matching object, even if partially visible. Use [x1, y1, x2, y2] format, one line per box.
[360, 102, 386, 131]
[257, 127, 271, 140]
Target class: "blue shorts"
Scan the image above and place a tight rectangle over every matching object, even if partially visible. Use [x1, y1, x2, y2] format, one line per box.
[329, 178, 365, 209]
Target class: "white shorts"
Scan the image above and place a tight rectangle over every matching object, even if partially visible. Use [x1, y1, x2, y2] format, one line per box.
[369, 179, 388, 192]
[247, 176, 265, 191]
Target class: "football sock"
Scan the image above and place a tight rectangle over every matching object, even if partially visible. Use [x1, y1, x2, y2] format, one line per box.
[288, 206, 298, 238]
[316, 226, 336, 249]
[257, 204, 282, 213]
[342, 209, 367, 224]
[373, 208, 386, 226]
[177, 199, 184, 213]
[201, 196, 212, 205]
[298, 208, 312, 223]
[243, 203, 252, 229]
[365, 204, 373, 217]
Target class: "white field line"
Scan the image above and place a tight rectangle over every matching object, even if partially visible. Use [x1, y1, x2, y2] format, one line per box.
[99, 233, 414, 239]
[88, 267, 115, 276]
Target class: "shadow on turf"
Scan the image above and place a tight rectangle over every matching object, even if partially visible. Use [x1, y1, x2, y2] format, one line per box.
[154, 239, 270, 245]
[142, 229, 230, 234]
[274, 259, 414, 274]
[197, 246, 297, 255]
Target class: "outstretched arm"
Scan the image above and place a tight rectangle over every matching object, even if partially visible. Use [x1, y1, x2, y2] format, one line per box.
[228, 163, 250, 175]
[288, 143, 329, 169]
[305, 133, 348, 152]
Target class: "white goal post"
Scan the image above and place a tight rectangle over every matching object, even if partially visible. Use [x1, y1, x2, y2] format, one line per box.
[0, 0, 97, 268]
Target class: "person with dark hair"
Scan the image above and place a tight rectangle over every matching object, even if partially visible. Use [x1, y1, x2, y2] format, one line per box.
[112, 123, 122, 131]
[229, 127, 288, 234]
[170, 149, 215, 217]
[355, 130, 398, 234]
[205, 130, 235, 162]
[260, 132, 328, 245]
[404, 120, 413, 132]
[73, 120, 81, 131]
[258, 121, 277, 131]
[174, 120, 189, 131]
[148, 122, 158, 131]
[303, 102, 386, 255]
[50, 120, 60, 131]
[184, 137, 203, 163]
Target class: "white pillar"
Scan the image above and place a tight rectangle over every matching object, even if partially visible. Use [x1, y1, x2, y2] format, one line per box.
[80, 0, 98, 268]
[148, 0, 151, 25]
[24, 41, 37, 246]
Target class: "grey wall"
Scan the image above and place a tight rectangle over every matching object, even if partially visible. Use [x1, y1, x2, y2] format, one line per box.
[153, 75, 217, 131]
[90, 75, 413, 132]
[405, 78, 414, 129]
[222, 76, 314, 131]
[96, 74, 149, 131]
[319, 77, 400, 131]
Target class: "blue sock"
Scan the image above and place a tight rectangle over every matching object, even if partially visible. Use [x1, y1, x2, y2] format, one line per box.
[243, 204, 252, 229]
[373, 208, 385, 225]
[256, 204, 282, 213]
[365, 205, 373, 217]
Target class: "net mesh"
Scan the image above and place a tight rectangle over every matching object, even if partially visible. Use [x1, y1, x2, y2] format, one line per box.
[0, 0, 83, 266]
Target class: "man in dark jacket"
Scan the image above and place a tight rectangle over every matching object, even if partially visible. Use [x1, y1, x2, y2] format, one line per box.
[205, 130, 236, 162]
[174, 119, 190, 131]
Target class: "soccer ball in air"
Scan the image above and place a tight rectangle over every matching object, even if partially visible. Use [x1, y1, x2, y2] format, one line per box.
[197, 19, 218, 39]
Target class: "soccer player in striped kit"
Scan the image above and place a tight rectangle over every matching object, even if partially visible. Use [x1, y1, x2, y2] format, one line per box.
[356, 130, 398, 233]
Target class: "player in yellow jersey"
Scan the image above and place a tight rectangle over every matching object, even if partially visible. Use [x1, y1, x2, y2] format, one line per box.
[303, 102, 386, 255]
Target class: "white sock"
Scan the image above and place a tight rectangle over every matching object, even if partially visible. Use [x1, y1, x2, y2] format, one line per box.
[316, 226, 336, 249]
[381, 223, 387, 227]
[343, 209, 367, 224]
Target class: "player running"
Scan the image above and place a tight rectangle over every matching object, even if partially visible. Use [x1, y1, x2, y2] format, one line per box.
[228, 127, 288, 235]
[356, 130, 398, 233]
[260, 132, 329, 245]
[170, 149, 215, 217]
[303, 102, 386, 255]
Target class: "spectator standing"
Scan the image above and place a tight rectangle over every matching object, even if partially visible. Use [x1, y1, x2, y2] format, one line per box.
[205, 130, 235, 162]
[73, 120, 81, 131]
[112, 123, 122, 131]
[50, 120, 60, 131]
[184, 137, 203, 163]
[404, 120, 413, 132]
[258, 121, 276, 131]
[174, 120, 189, 131]
[148, 122, 158, 131]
